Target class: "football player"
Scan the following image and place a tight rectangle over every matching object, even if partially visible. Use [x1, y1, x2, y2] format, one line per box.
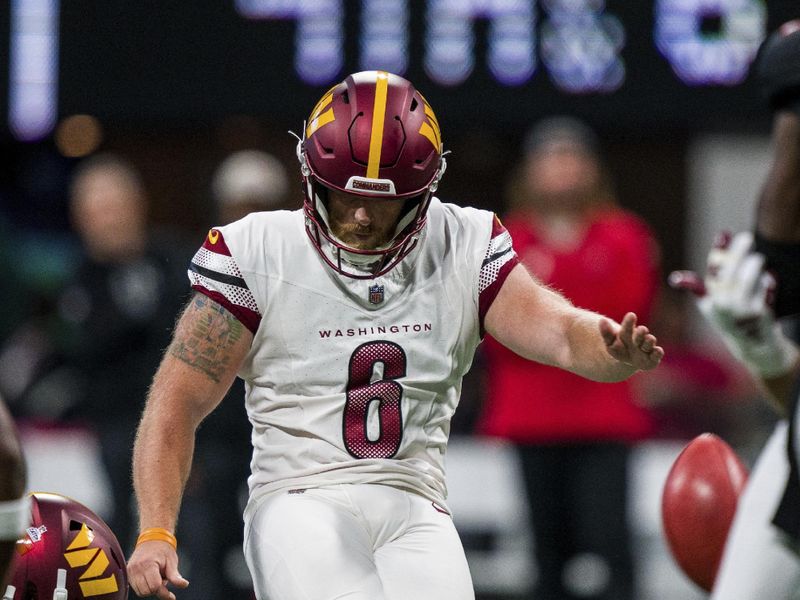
[126, 70, 663, 600]
[670, 21, 800, 598]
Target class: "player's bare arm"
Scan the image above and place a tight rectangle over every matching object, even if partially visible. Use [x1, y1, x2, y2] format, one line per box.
[128, 292, 253, 600]
[168, 292, 250, 383]
[484, 263, 663, 381]
[757, 111, 800, 242]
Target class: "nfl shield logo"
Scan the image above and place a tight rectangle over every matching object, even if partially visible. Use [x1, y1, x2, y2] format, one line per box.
[368, 284, 385, 305]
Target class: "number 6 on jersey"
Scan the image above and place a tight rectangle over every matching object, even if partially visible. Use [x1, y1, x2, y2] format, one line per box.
[343, 341, 406, 459]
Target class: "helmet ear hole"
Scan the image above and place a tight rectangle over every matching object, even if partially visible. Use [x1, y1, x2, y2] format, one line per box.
[68, 520, 83, 531]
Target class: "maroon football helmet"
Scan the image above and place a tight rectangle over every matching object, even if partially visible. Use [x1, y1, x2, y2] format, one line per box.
[5, 493, 127, 600]
[297, 70, 447, 278]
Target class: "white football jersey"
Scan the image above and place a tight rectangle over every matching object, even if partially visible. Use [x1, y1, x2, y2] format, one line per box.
[188, 198, 517, 510]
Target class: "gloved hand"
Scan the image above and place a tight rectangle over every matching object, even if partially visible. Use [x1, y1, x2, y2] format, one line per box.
[753, 20, 800, 114]
[670, 231, 799, 378]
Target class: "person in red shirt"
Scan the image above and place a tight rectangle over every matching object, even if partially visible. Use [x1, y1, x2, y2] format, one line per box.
[479, 117, 661, 600]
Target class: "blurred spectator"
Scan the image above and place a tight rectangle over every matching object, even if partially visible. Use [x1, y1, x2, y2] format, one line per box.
[1, 152, 177, 554]
[478, 117, 661, 600]
[55, 154, 192, 557]
[211, 149, 292, 223]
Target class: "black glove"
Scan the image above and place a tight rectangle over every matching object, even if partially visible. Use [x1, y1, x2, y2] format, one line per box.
[753, 20, 800, 114]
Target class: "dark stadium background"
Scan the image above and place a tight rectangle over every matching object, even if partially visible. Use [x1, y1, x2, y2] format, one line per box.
[0, 3, 795, 598]
[0, 0, 797, 275]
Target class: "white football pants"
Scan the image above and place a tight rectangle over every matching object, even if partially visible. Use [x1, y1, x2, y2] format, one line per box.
[243, 483, 475, 600]
[711, 421, 800, 599]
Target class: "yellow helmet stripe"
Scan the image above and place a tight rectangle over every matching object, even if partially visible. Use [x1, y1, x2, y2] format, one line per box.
[63, 548, 98, 567]
[80, 549, 110, 579]
[418, 98, 441, 150]
[66, 523, 94, 550]
[306, 86, 336, 138]
[79, 574, 119, 597]
[366, 71, 390, 179]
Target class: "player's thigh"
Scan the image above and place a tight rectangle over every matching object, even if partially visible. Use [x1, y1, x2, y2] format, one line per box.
[375, 495, 475, 600]
[712, 423, 800, 599]
[244, 488, 385, 600]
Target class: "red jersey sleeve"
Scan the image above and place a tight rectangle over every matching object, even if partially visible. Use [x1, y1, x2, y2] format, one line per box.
[478, 214, 519, 331]
[187, 228, 262, 334]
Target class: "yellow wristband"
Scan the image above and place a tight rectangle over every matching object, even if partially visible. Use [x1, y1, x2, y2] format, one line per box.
[136, 528, 177, 550]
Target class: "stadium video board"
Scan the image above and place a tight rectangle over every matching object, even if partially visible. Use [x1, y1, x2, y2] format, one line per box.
[2, 0, 798, 140]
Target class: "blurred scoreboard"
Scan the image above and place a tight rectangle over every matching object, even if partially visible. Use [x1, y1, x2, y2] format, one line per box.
[2, 0, 799, 141]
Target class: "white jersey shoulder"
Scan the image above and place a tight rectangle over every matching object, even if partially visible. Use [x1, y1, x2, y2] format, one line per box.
[187, 199, 517, 510]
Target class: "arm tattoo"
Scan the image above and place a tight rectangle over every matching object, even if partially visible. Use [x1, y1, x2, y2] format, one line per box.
[168, 293, 246, 383]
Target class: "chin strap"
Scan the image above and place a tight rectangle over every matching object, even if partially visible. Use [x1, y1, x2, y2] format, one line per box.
[2, 567, 69, 600]
[53, 569, 68, 600]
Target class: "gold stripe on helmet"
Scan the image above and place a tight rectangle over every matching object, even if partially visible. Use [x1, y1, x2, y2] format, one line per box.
[418, 95, 441, 151]
[306, 85, 337, 138]
[79, 575, 120, 596]
[64, 522, 120, 596]
[366, 71, 390, 179]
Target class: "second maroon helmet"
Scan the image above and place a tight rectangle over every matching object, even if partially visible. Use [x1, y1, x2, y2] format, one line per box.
[298, 70, 447, 278]
[7, 493, 127, 600]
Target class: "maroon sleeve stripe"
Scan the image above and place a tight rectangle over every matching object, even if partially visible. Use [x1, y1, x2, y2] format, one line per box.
[478, 215, 519, 335]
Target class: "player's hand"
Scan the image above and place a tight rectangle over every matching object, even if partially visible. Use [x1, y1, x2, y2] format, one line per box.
[127, 541, 189, 600]
[669, 231, 798, 378]
[670, 231, 773, 341]
[599, 312, 664, 371]
[671, 230, 774, 317]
